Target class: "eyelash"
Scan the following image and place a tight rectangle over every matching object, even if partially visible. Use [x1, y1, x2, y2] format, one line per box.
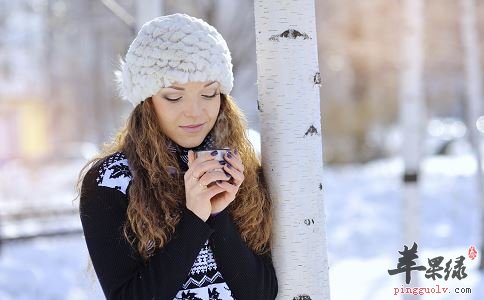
[164, 93, 219, 102]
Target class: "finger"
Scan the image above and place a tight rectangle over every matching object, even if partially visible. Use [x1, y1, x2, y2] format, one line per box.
[191, 150, 221, 170]
[199, 169, 231, 186]
[223, 164, 244, 186]
[203, 184, 226, 198]
[193, 159, 226, 179]
[188, 150, 194, 166]
[215, 180, 238, 194]
[188, 151, 220, 178]
[185, 174, 201, 190]
[224, 151, 244, 172]
[185, 165, 208, 186]
[184, 168, 196, 183]
[233, 149, 241, 160]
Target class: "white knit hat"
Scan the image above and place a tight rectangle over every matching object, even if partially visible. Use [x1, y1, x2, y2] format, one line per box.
[115, 13, 234, 106]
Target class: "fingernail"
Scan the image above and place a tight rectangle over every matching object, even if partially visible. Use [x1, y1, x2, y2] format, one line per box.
[226, 163, 232, 168]
[219, 160, 226, 165]
[216, 180, 223, 184]
[234, 149, 238, 155]
[227, 152, 233, 159]
[211, 150, 218, 156]
[226, 173, 231, 178]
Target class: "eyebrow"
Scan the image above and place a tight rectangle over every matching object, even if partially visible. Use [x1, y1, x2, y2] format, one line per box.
[166, 81, 217, 91]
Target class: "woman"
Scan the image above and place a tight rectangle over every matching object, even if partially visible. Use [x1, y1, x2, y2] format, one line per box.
[77, 13, 277, 300]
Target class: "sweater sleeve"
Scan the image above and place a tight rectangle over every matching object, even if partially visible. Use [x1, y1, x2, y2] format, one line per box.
[206, 210, 278, 300]
[79, 165, 214, 300]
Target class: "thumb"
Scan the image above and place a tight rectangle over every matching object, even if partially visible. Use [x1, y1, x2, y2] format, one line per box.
[188, 150, 194, 164]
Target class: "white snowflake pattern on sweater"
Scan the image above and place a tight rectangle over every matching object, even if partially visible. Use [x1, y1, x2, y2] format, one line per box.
[96, 152, 132, 195]
[173, 240, 234, 300]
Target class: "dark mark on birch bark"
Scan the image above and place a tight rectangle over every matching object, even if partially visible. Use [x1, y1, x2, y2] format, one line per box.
[293, 295, 312, 300]
[403, 172, 418, 183]
[304, 219, 315, 226]
[313, 72, 322, 86]
[319, 183, 322, 190]
[269, 29, 311, 41]
[304, 125, 320, 137]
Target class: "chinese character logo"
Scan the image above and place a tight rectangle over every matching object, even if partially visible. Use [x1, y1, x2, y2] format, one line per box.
[388, 242, 469, 284]
[388, 242, 427, 284]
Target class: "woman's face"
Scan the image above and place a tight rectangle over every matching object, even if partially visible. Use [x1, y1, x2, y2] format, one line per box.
[152, 81, 221, 148]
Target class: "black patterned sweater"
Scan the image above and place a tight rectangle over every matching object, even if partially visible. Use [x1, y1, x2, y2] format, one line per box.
[79, 133, 278, 300]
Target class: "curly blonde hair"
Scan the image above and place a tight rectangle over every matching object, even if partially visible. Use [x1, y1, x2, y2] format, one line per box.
[76, 94, 273, 259]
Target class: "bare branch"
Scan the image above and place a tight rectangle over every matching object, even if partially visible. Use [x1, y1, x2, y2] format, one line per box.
[99, 0, 135, 30]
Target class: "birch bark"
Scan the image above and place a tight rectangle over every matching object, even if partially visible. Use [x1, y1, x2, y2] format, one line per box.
[459, 0, 484, 270]
[254, 1, 330, 299]
[399, 0, 425, 295]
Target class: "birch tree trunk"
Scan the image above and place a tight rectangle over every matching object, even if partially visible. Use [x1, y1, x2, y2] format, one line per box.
[399, 0, 425, 293]
[400, 0, 425, 245]
[254, 1, 330, 299]
[136, 0, 163, 30]
[459, 0, 484, 270]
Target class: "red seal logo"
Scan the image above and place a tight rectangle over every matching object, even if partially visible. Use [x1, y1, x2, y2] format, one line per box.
[468, 245, 477, 260]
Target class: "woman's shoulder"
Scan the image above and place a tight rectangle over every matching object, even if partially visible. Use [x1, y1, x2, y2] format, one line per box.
[84, 151, 133, 195]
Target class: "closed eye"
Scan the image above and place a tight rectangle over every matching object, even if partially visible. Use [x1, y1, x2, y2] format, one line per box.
[202, 92, 219, 98]
[163, 92, 219, 102]
[164, 96, 182, 102]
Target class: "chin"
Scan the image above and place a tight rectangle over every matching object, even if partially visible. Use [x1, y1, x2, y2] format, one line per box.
[178, 135, 205, 148]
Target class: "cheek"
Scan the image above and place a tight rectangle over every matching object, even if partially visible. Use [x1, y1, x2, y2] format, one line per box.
[155, 101, 177, 119]
[209, 99, 221, 118]
[152, 100, 179, 130]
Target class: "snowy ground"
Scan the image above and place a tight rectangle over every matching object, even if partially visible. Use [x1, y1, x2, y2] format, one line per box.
[0, 155, 483, 299]
[325, 155, 483, 300]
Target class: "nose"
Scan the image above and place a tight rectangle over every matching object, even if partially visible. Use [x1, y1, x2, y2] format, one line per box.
[184, 97, 203, 117]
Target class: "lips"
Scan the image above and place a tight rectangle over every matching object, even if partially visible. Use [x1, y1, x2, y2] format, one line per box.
[179, 123, 205, 133]
[180, 123, 204, 128]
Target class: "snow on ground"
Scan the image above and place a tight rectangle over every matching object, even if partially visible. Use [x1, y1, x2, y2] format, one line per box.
[326, 155, 483, 300]
[0, 154, 483, 299]
[0, 235, 104, 300]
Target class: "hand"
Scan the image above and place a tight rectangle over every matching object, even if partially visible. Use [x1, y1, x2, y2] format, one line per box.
[184, 150, 232, 222]
[211, 149, 245, 215]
